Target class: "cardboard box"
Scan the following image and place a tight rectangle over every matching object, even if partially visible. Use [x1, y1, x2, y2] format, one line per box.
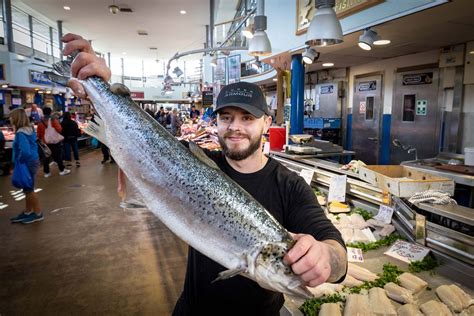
[359, 165, 455, 197]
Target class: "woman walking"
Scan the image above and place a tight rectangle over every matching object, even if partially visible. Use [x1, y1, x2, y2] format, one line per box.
[61, 112, 81, 167]
[9, 108, 44, 224]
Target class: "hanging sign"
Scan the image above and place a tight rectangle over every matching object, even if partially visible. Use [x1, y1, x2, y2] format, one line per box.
[202, 90, 214, 106]
[130, 91, 145, 99]
[402, 72, 433, 85]
[29, 70, 53, 86]
[358, 80, 377, 92]
[319, 85, 334, 95]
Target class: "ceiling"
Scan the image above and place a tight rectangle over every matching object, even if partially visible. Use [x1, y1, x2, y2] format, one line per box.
[264, 0, 474, 75]
[14, 0, 239, 61]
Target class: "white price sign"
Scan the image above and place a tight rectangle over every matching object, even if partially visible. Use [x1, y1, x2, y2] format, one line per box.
[263, 142, 270, 155]
[384, 240, 430, 264]
[299, 169, 314, 185]
[347, 247, 364, 263]
[374, 205, 394, 224]
[328, 175, 347, 202]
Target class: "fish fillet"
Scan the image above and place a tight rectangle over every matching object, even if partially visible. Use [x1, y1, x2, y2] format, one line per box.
[368, 287, 397, 316]
[347, 263, 378, 282]
[436, 285, 464, 313]
[420, 300, 453, 316]
[307, 282, 344, 298]
[397, 303, 423, 316]
[384, 282, 414, 304]
[320, 302, 342, 316]
[343, 294, 371, 316]
[398, 272, 427, 294]
[449, 284, 472, 309]
[342, 274, 364, 288]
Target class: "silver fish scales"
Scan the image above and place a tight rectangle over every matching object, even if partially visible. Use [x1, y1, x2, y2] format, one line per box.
[49, 60, 312, 298]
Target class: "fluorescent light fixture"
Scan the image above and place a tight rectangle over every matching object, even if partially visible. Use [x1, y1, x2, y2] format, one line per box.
[63, 6, 71, 10]
[1, 84, 8, 88]
[302, 47, 319, 64]
[122, 52, 127, 55]
[374, 39, 391, 46]
[272, 78, 278, 81]
[322, 62, 334, 67]
[358, 29, 378, 51]
[469, 50, 474, 55]
[305, 0, 343, 47]
[180, 10, 187, 15]
[248, 1, 272, 56]
[45, 90, 51, 94]
[38, 91, 44, 94]
[248, 30, 271, 56]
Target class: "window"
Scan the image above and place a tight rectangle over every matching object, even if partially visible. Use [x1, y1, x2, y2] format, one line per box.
[365, 96, 374, 120]
[402, 94, 416, 122]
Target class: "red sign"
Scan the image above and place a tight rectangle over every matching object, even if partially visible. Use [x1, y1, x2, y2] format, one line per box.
[130, 91, 145, 99]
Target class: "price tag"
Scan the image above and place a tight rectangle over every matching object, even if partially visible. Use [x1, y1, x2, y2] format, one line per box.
[328, 175, 347, 202]
[384, 240, 430, 264]
[347, 247, 364, 262]
[374, 205, 394, 224]
[300, 169, 314, 185]
[263, 142, 270, 155]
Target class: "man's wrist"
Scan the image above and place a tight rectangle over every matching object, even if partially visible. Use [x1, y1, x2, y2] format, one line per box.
[323, 240, 348, 283]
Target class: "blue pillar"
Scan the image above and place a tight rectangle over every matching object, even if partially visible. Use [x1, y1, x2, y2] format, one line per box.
[290, 54, 304, 135]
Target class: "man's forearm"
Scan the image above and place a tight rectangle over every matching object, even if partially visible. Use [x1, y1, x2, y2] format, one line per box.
[323, 239, 348, 283]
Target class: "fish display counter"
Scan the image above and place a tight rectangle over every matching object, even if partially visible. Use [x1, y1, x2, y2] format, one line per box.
[269, 152, 474, 315]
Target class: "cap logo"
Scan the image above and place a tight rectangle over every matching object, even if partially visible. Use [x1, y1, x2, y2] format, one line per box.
[224, 88, 253, 99]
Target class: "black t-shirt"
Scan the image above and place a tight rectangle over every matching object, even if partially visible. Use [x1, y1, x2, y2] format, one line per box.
[173, 149, 345, 316]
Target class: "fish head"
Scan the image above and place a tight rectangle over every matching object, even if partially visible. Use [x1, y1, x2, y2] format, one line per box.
[249, 242, 313, 299]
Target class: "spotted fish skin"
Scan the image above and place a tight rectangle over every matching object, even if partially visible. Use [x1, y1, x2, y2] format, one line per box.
[50, 61, 311, 298]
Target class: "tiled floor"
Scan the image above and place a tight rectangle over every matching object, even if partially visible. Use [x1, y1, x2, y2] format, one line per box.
[0, 149, 187, 315]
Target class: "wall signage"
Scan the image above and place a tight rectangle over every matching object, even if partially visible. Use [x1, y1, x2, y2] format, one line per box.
[130, 91, 145, 99]
[320, 84, 334, 94]
[227, 55, 241, 84]
[402, 72, 433, 85]
[214, 57, 227, 85]
[358, 80, 377, 91]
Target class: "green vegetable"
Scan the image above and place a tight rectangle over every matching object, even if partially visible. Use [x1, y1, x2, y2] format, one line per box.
[299, 264, 404, 316]
[299, 293, 344, 316]
[351, 207, 374, 221]
[408, 255, 439, 273]
[347, 234, 402, 252]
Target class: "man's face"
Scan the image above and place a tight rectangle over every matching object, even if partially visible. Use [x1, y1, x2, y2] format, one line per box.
[217, 107, 271, 161]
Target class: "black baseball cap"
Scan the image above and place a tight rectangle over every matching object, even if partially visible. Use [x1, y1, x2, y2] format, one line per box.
[214, 82, 271, 118]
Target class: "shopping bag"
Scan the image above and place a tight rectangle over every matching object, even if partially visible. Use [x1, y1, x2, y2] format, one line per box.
[44, 119, 64, 144]
[91, 137, 99, 148]
[37, 139, 52, 160]
[12, 162, 33, 189]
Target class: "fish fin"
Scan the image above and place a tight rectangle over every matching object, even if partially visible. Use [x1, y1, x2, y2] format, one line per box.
[188, 141, 219, 170]
[110, 83, 131, 97]
[83, 116, 108, 146]
[52, 59, 73, 77]
[43, 71, 70, 86]
[211, 268, 246, 283]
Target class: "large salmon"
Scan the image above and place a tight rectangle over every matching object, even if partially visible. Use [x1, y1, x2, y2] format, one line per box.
[47, 60, 312, 298]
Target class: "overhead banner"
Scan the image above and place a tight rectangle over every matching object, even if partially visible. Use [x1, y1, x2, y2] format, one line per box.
[29, 70, 53, 86]
[227, 55, 241, 84]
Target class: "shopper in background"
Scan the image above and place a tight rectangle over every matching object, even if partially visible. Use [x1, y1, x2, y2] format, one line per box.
[25, 103, 43, 124]
[8, 108, 43, 224]
[61, 112, 81, 167]
[155, 106, 165, 124]
[170, 108, 183, 136]
[189, 104, 200, 120]
[37, 107, 71, 177]
[63, 33, 347, 316]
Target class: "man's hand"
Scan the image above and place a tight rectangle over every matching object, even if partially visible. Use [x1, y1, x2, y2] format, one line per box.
[283, 234, 347, 287]
[61, 33, 111, 98]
